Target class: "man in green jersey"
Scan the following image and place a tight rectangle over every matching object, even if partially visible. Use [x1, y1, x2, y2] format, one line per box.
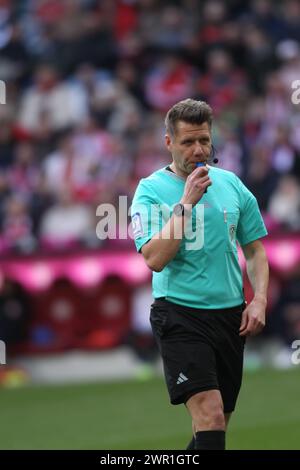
[131, 99, 269, 450]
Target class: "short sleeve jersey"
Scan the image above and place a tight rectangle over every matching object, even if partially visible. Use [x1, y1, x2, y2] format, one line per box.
[131, 166, 267, 309]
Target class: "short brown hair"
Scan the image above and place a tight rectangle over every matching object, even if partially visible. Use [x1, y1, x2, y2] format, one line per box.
[165, 98, 213, 137]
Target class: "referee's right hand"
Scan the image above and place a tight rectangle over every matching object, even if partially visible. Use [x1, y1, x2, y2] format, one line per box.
[181, 166, 212, 206]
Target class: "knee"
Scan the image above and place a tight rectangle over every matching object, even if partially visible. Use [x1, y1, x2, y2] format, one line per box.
[207, 408, 226, 430]
[198, 409, 225, 430]
[192, 398, 225, 430]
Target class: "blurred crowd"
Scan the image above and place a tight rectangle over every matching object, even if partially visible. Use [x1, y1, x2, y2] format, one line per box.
[0, 0, 299, 367]
[0, 0, 300, 254]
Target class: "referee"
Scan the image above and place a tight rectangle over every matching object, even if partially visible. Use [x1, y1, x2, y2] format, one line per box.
[131, 99, 269, 450]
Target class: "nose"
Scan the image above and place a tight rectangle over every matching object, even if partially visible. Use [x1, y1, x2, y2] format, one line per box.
[193, 142, 204, 156]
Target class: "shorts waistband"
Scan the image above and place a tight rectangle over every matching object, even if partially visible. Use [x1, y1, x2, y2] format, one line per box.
[153, 297, 246, 315]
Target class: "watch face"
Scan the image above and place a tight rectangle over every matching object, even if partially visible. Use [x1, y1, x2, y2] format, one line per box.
[174, 203, 184, 216]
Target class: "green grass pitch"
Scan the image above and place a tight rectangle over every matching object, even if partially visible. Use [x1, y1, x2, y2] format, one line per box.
[0, 367, 299, 449]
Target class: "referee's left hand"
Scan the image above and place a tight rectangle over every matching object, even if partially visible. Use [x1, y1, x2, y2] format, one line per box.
[239, 297, 266, 336]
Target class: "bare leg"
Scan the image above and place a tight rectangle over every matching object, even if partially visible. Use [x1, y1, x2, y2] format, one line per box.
[185, 389, 225, 431]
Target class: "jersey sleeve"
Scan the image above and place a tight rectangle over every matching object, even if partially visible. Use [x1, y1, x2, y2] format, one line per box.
[130, 179, 162, 252]
[235, 176, 268, 246]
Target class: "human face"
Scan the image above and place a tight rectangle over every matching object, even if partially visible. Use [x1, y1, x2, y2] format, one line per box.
[165, 121, 212, 178]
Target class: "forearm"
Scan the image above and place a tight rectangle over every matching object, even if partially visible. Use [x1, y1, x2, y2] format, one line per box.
[141, 167, 210, 272]
[245, 247, 269, 303]
[240, 243, 269, 336]
[142, 213, 189, 272]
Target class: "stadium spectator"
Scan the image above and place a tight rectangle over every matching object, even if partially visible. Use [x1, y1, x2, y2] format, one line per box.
[1, 194, 36, 253]
[268, 174, 300, 231]
[39, 187, 95, 249]
[18, 64, 88, 135]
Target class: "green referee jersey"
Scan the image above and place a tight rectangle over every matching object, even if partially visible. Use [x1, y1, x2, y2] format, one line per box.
[131, 165, 268, 309]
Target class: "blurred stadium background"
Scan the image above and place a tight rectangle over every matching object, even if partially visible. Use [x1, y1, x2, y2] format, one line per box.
[0, 0, 299, 450]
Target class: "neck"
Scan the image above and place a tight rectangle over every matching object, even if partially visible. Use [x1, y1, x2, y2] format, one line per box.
[169, 162, 188, 179]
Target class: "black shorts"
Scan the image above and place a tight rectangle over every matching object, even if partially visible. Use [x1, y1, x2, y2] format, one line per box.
[150, 298, 246, 413]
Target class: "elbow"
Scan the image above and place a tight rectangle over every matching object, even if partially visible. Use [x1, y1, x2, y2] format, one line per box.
[143, 253, 165, 272]
[153, 265, 164, 273]
[146, 259, 164, 272]
[141, 244, 166, 272]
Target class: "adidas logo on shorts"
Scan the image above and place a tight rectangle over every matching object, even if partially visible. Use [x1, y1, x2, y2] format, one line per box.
[176, 372, 188, 385]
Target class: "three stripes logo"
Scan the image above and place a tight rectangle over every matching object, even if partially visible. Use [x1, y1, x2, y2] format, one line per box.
[176, 372, 188, 385]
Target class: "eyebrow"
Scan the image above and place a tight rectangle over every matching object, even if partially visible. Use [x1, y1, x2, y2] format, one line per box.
[180, 136, 210, 143]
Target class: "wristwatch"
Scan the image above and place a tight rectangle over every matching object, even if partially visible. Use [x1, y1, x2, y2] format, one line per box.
[173, 203, 188, 217]
[173, 203, 184, 216]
